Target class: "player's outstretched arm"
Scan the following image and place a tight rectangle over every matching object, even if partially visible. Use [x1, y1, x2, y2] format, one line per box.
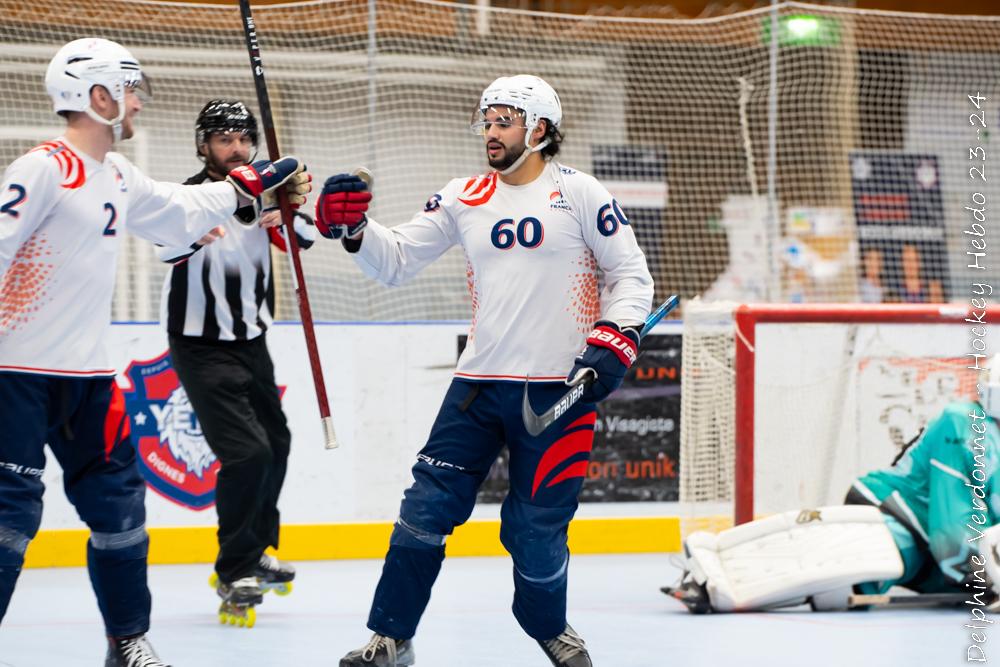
[316, 172, 457, 287]
[122, 155, 309, 247]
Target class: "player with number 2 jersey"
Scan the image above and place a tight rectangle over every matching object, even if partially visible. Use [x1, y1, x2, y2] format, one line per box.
[0, 38, 309, 667]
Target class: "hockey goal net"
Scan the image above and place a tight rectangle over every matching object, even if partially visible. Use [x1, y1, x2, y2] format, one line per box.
[680, 299, 999, 533]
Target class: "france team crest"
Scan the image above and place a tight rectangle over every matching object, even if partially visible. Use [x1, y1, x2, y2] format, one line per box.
[121, 351, 220, 510]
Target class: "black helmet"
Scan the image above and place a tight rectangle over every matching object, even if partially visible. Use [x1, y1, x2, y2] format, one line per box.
[195, 99, 258, 151]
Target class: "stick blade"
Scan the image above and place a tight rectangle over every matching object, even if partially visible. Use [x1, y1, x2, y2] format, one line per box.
[521, 380, 551, 437]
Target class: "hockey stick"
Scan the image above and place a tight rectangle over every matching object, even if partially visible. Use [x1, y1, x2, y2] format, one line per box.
[238, 0, 338, 449]
[847, 592, 968, 609]
[521, 294, 680, 436]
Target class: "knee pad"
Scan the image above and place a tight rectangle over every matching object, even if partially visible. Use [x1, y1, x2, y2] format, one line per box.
[390, 517, 447, 551]
[90, 525, 149, 556]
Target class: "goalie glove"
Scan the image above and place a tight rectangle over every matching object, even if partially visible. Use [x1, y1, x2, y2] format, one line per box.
[315, 173, 371, 240]
[227, 156, 312, 225]
[566, 320, 640, 404]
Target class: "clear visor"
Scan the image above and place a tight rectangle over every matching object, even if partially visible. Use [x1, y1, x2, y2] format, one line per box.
[469, 105, 525, 136]
[125, 72, 153, 102]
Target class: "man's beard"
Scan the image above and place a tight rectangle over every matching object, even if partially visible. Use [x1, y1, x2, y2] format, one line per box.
[488, 142, 526, 171]
[205, 154, 248, 181]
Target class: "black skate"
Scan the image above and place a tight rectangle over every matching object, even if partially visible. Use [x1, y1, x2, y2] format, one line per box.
[339, 633, 415, 667]
[538, 624, 592, 667]
[254, 553, 295, 595]
[660, 571, 713, 614]
[105, 634, 171, 667]
[215, 575, 264, 628]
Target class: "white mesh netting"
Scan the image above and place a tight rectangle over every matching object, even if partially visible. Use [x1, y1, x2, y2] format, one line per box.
[2, 1, 999, 321]
[680, 300, 1000, 532]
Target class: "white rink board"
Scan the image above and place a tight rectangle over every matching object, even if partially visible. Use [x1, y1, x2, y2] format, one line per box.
[37, 323, 466, 529]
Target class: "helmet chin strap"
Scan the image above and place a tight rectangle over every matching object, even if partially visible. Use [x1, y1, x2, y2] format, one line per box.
[84, 100, 127, 142]
[498, 125, 551, 176]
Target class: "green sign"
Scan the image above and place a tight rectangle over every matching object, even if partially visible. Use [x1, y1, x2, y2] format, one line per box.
[762, 14, 841, 47]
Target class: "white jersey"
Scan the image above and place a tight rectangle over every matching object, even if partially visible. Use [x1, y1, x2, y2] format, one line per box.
[353, 161, 654, 381]
[0, 137, 237, 377]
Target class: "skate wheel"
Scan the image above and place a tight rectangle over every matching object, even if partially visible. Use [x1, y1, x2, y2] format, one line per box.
[208, 572, 219, 589]
[218, 604, 256, 629]
[274, 582, 293, 596]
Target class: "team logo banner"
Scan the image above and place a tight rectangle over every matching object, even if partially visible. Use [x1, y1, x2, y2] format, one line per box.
[121, 351, 220, 510]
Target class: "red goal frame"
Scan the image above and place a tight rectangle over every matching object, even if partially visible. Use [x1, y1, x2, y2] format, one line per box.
[732, 303, 998, 525]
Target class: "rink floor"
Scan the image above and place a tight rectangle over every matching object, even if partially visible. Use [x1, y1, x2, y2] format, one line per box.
[0, 554, 979, 667]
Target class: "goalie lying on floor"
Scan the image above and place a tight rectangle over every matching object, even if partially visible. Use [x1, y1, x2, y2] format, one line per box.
[664, 354, 1000, 613]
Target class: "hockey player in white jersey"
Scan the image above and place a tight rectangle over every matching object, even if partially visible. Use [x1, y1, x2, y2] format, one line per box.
[317, 76, 654, 666]
[0, 38, 309, 667]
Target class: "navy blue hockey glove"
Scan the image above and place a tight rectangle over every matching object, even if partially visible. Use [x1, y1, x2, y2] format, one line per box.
[315, 173, 371, 240]
[227, 156, 310, 225]
[566, 320, 640, 403]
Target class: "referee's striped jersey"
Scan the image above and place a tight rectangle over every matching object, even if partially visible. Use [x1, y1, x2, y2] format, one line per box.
[158, 169, 316, 341]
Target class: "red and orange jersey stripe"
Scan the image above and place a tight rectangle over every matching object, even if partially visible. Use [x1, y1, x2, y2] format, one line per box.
[458, 172, 498, 207]
[30, 140, 86, 189]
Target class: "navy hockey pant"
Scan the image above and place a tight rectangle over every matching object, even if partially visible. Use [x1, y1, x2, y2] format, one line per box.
[0, 374, 151, 638]
[367, 379, 596, 642]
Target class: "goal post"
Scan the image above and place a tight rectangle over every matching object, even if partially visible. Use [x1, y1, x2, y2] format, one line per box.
[682, 300, 1000, 532]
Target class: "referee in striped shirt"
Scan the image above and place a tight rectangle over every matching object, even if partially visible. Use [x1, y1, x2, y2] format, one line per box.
[157, 100, 314, 607]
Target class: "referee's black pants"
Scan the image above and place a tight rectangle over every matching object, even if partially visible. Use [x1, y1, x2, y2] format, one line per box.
[168, 334, 291, 583]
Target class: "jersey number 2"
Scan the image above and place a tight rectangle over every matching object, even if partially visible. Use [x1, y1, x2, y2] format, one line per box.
[102, 202, 118, 236]
[0, 184, 26, 218]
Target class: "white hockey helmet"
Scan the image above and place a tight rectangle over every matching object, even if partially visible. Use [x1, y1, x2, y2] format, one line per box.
[45, 38, 149, 140]
[472, 75, 561, 173]
[980, 353, 1000, 420]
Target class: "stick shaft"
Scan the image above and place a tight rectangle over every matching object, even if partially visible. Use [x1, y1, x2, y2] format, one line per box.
[238, 0, 337, 449]
[848, 592, 967, 609]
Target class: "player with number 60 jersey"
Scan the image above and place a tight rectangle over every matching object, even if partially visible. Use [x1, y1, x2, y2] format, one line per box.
[319, 75, 653, 667]
[352, 159, 652, 382]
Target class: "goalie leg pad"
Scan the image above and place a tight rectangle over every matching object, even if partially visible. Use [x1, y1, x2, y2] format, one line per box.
[681, 506, 904, 612]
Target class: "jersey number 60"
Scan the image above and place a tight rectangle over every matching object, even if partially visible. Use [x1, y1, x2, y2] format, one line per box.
[491, 217, 544, 250]
[597, 200, 629, 237]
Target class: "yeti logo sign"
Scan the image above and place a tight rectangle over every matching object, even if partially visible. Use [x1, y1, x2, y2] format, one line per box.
[795, 509, 823, 524]
[121, 351, 220, 510]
